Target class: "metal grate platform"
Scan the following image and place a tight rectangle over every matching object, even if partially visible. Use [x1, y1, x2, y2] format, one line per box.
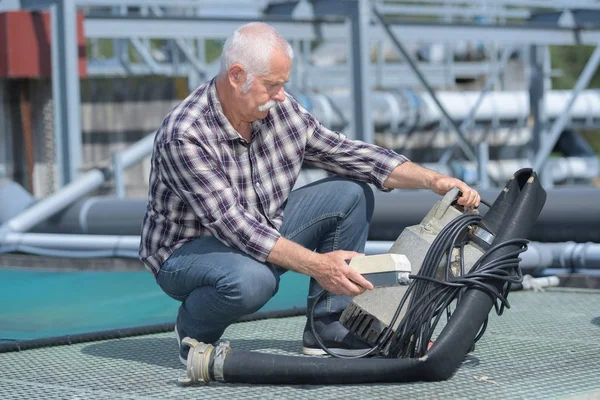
[1, 288, 599, 399]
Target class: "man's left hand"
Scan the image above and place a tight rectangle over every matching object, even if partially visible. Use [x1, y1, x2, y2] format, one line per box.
[429, 175, 480, 208]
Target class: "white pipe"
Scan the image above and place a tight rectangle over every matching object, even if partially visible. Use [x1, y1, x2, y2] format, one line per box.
[0, 170, 107, 235]
[422, 156, 600, 185]
[2, 233, 599, 271]
[311, 90, 600, 130]
[120, 132, 156, 169]
[2, 232, 140, 252]
[365, 241, 600, 270]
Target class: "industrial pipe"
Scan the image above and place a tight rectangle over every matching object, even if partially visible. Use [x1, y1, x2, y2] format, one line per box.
[0, 169, 109, 237]
[0, 232, 140, 258]
[2, 232, 599, 273]
[0, 130, 158, 239]
[307, 90, 600, 132]
[24, 185, 600, 243]
[370, 187, 600, 243]
[423, 156, 600, 185]
[366, 241, 600, 271]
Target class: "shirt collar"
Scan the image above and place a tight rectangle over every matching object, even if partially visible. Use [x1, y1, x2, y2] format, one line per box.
[207, 78, 250, 143]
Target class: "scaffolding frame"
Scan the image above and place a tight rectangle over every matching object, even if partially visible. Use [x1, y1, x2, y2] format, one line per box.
[16, 0, 600, 189]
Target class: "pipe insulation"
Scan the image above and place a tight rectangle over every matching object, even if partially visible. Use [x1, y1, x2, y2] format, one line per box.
[0, 232, 140, 258]
[306, 90, 600, 132]
[423, 156, 600, 185]
[365, 241, 600, 271]
[44, 197, 148, 235]
[27, 185, 600, 243]
[370, 187, 600, 243]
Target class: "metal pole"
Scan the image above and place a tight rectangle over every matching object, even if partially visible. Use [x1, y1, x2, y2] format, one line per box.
[533, 45, 600, 172]
[50, 0, 83, 186]
[477, 141, 490, 189]
[372, 7, 477, 162]
[112, 152, 125, 198]
[348, 0, 373, 143]
[528, 45, 546, 162]
[130, 38, 161, 74]
[119, 132, 156, 169]
[301, 40, 310, 90]
[376, 40, 384, 88]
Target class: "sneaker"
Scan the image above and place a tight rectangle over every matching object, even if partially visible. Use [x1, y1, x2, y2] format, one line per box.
[302, 314, 373, 357]
[174, 324, 189, 366]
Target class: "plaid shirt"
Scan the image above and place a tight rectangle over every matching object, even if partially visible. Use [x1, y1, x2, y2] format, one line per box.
[139, 78, 408, 276]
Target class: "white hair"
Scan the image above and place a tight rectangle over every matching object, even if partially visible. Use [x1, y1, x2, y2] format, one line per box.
[219, 22, 294, 93]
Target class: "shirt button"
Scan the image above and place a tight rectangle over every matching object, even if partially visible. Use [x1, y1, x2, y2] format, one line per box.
[255, 181, 261, 187]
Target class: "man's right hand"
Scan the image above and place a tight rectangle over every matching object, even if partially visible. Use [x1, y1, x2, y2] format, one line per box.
[311, 250, 374, 297]
[267, 237, 374, 297]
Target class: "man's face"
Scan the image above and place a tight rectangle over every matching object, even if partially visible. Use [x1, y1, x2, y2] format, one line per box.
[240, 49, 292, 121]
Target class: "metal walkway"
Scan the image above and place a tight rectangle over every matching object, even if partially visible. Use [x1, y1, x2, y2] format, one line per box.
[1, 288, 599, 399]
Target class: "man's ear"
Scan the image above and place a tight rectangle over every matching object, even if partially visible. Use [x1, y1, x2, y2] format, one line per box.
[228, 64, 246, 90]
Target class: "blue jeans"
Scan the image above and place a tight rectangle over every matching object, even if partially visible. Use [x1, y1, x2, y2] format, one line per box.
[156, 176, 375, 344]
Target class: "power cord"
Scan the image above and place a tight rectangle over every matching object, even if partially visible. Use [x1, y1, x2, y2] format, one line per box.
[308, 197, 528, 360]
[384, 213, 527, 358]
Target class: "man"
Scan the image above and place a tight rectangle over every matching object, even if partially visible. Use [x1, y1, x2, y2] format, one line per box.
[139, 22, 480, 364]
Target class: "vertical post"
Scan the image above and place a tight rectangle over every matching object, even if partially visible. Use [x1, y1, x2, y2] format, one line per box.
[51, 0, 82, 185]
[301, 40, 310, 90]
[348, 0, 373, 142]
[188, 38, 206, 91]
[528, 45, 546, 162]
[112, 153, 125, 198]
[477, 142, 490, 189]
[376, 40, 384, 88]
[292, 40, 302, 91]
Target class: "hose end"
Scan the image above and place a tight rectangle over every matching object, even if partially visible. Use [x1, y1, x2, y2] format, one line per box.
[177, 338, 216, 386]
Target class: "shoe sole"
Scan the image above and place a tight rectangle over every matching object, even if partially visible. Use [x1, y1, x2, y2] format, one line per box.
[174, 325, 187, 367]
[302, 346, 372, 357]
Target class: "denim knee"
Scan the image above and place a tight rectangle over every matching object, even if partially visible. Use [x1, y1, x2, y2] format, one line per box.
[217, 266, 278, 314]
[335, 179, 375, 219]
[353, 180, 374, 214]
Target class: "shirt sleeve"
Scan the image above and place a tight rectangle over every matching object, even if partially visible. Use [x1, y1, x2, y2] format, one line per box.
[297, 102, 410, 192]
[158, 139, 281, 262]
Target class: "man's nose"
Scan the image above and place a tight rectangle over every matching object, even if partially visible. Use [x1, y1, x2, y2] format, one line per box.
[273, 86, 286, 102]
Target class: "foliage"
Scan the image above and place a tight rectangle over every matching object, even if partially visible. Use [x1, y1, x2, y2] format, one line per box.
[550, 45, 600, 154]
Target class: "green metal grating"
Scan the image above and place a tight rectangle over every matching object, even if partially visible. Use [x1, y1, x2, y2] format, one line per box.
[1, 288, 599, 399]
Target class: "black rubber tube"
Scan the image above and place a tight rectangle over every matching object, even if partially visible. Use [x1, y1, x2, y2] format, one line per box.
[215, 169, 546, 384]
[222, 352, 426, 384]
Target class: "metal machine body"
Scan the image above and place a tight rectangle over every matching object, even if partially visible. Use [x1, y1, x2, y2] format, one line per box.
[341, 188, 490, 347]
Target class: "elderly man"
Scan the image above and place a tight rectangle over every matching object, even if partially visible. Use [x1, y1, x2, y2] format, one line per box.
[139, 22, 480, 364]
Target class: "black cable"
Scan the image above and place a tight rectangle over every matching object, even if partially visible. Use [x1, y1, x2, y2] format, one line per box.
[479, 198, 492, 208]
[307, 198, 525, 360]
[386, 225, 527, 358]
[309, 290, 380, 359]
